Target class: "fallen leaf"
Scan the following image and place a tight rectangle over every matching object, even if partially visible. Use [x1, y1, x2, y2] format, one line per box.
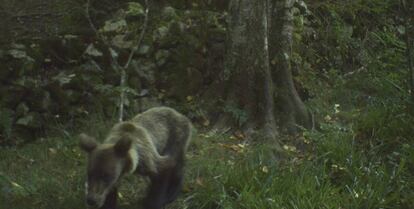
[195, 177, 204, 187]
[49, 148, 57, 155]
[334, 104, 340, 114]
[11, 182, 24, 190]
[182, 183, 192, 193]
[261, 166, 269, 173]
[234, 131, 245, 140]
[202, 118, 210, 127]
[218, 143, 246, 153]
[283, 145, 297, 152]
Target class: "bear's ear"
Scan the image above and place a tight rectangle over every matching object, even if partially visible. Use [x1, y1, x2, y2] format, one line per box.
[114, 137, 132, 157]
[79, 133, 98, 153]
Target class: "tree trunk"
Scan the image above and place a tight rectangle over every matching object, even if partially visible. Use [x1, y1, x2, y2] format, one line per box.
[270, 0, 310, 133]
[213, 0, 310, 139]
[214, 0, 277, 140]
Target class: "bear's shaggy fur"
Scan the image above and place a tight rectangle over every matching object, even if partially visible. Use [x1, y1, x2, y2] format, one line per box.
[79, 107, 192, 209]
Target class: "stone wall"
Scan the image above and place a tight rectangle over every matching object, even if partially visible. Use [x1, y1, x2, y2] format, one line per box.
[0, 0, 83, 45]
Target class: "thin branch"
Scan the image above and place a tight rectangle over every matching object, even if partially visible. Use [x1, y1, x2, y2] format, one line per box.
[85, 0, 117, 65]
[118, 69, 127, 122]
[85, 0, 99, 38]
[85, 0, 150, 122]
[123, 0, 150, 70]
[118, 0, 150, 122]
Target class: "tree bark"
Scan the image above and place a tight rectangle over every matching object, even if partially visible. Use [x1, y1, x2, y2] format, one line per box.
[213, 0, 310, 139]
[270, 0, 310, 133]
[214, 0, 278, 140]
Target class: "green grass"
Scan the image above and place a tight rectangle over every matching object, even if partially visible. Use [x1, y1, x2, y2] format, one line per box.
[0, 116, 413, 209]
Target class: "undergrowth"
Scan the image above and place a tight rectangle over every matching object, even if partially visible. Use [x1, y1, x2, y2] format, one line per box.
[0, 109, 413, 209]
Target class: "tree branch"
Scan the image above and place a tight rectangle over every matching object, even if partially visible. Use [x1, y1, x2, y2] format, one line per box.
[118, 0, 149, 122]
[85, 0, 101, 42]
[123, 0, 149, 70]
[85, 0, 150, 122]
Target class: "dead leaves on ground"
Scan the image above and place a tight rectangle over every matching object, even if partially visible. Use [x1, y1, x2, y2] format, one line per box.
[182, 176, 205, 193]
[212, 131, 248, 153]
[218, 142, 247, 153]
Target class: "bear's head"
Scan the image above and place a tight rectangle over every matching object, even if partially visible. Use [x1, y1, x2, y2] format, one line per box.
[79, 133, 132, 208]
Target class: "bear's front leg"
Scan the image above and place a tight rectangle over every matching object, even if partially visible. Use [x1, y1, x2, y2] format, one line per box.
[101, 187, 118, 209]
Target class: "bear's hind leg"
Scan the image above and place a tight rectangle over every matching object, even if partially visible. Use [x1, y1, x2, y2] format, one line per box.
[143, 171, 170, 209]
[165, 164, 184, 204]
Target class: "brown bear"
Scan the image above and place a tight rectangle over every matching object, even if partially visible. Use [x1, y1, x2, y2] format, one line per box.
[79, 107, 192, 209]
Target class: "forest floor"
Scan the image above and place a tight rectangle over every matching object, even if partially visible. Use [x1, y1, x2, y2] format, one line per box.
[0, 114, 413, 209]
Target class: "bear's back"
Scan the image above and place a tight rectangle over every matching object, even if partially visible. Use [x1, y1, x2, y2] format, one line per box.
[132, 107, 191, 154]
